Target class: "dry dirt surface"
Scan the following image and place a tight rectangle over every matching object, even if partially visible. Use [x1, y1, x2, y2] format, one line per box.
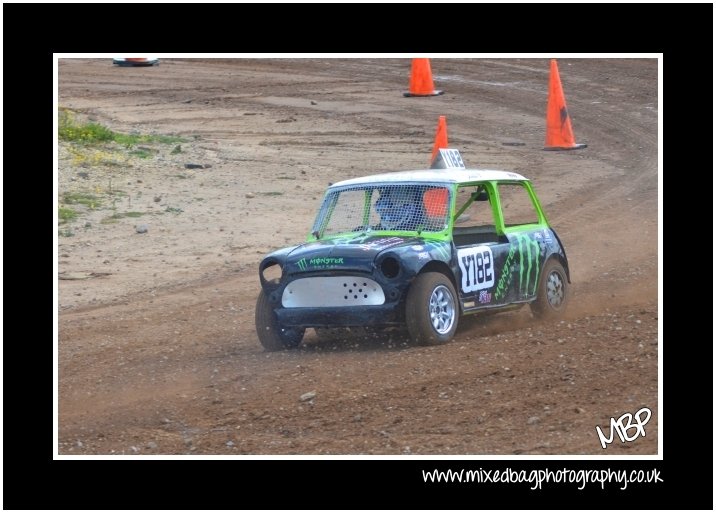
[57, 58, 658, 455]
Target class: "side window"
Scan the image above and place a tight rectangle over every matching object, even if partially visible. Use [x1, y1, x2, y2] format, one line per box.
[452, 185, 499, 246]
[454, 185, 495, 229]
[498, 183, 539, 227]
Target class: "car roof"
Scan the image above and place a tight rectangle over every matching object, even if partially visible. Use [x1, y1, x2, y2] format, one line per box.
[332, 169, 529, 188]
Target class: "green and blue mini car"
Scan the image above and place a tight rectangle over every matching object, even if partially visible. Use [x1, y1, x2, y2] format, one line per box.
[256, 168, 570, 350]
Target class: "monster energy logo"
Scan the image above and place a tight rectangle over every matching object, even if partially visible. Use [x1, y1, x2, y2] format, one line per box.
[296, 257, 344, 271]
[309, 257, 344, 266]
[516, 234, 540, 297]
[494, 234, 541, 300]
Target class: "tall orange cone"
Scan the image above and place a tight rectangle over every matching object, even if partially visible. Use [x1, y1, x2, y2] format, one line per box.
[544, 59, 586, 150]
[404, 58, 444, 97]
[430, 115, 448, 164]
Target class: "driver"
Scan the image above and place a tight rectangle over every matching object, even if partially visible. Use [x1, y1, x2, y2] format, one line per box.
[375, 187, 424, 230]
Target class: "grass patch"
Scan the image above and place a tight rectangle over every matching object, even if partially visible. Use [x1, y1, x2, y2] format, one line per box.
[58, 228, 75, 237]
[59, 117, 114, 143]
[165, 206, 183, 214]
[59, 207, 77, 223]
[171, 145, 182, 154]
[60, 109, 186, 147]
[277, 175, 297, 180]
[68, 146, 129, 168]
[261, 191, 284, 196]
[63, 192, 101, 209]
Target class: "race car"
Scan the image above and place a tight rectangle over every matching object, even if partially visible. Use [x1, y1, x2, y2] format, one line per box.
[255, 167, 570, 350]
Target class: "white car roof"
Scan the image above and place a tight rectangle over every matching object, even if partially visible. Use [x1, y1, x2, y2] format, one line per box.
[332, 169, 529, 188]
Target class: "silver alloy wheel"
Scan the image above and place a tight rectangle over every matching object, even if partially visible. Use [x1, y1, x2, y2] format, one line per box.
[546, 270, 565, 308]
[429, 284, 456, 334]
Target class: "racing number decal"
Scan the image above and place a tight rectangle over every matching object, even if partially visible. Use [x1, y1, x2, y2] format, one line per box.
[457, 246, 494, 292]
[438, 148, 466, 169]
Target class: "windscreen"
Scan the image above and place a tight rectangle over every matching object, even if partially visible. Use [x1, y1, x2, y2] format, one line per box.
[312, 184, 451, 238]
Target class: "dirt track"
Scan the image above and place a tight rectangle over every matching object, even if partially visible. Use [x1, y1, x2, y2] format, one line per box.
[57, 58, 658, 455]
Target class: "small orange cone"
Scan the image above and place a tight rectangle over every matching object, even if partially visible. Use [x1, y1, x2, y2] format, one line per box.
[404, 58, 444, 97]
[113, 57, 159, 67]
[544, 59, 586, 150]
[430, 115, 449, 164]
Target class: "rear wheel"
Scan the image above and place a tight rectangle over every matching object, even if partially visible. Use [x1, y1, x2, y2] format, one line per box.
[530, 260, 569, 320]
[405, 272, 459, 345]
[255, 289, 305, 351]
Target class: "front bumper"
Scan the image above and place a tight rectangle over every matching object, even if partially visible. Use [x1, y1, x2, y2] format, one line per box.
[275, 303, 404, 328]
[264, 272, 408, 328]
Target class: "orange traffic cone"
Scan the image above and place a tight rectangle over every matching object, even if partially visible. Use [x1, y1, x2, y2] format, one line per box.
[404, 58, 444, 97]
[113, 57, 159, 67]
[430, 115, 448, 164]
[544, 59, 586, 150]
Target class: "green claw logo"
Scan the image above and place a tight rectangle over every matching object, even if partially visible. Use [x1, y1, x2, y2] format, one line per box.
[494, 234, 541, 300]
[296, 258, 307, 271]
[515, 234, 540, 296]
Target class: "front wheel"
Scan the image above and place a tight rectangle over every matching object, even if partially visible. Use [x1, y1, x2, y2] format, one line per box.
[255, 289, 305, 351]
[530, 260, 569, 320]
[405, 272, 459, 345]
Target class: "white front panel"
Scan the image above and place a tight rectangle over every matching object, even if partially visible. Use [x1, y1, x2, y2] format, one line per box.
[282, 276, 386, 308]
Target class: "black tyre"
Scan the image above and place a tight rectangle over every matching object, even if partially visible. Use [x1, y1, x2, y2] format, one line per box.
[530, 259, 569, 320]
[255, 289, 305, 351]
[405, 272, 459, 345]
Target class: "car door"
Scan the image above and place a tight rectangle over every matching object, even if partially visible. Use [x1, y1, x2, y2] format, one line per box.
[492, 181, 548, 303]
[453, 183, 513, 310]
